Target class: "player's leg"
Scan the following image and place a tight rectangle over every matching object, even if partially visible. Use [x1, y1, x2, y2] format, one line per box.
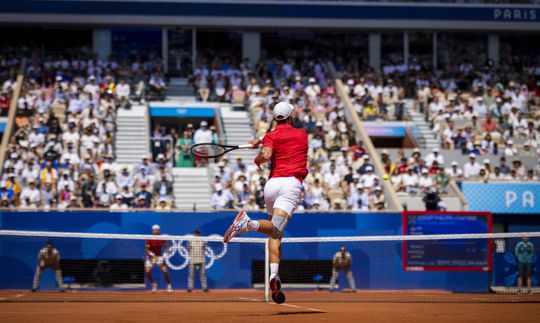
[526, 263, 532, 293]
[158, 258, 172, 292]
[53, 262, 65, 291]
[32, 266, 43, 291]
[346, 269, 356, 292]
[187, 263, 194, 292]
[329, 267, 339, 292]
[199, 264, 208, 292]
[145, 258, 157, 291]
[517, 263, 524, 292]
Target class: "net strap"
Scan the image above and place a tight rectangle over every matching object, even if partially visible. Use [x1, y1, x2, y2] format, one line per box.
[1, 230, 539, 242]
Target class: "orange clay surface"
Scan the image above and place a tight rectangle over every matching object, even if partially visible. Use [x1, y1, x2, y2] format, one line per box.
[1, 290, 539, 323]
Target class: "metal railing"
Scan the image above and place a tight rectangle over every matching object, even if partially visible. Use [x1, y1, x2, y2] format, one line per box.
[0, 58, 26, 177]
[326, 62, 403, 212]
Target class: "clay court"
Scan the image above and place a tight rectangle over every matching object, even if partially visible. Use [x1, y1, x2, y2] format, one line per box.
[1, 290, 540, 322]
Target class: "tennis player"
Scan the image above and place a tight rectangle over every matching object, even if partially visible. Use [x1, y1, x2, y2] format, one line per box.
[223, 101, 308, 304]
[31, 240, 64, 292]
[145, 224, 172, 292]
[329, 246, 356, 292]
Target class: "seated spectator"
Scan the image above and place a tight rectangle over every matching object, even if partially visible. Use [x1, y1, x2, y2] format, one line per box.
[148, 72, 166, 101]
[210, 183, 233, 210]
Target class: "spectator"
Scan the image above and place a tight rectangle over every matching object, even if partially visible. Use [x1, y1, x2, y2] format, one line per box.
[176, 130, 194, 167]
[515, 236, 534, 294]
[463, 154, 481, 179]
[210, 183, 233, 210]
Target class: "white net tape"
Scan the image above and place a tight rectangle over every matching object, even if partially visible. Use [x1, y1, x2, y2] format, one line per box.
[1, 230, 540, 242]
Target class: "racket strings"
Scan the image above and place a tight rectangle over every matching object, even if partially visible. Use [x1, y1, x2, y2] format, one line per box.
[191, 144, 226, 158]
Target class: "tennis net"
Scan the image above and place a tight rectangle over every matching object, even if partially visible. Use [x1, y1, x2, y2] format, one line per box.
[0, 230, 539, 303]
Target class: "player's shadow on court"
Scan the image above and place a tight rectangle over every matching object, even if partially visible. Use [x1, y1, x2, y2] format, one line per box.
[240, 310, 325, 317]
[273, 311, 325, 316]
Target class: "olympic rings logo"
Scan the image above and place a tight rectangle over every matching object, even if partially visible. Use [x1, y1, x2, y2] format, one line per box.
[164, 234, 228, 271]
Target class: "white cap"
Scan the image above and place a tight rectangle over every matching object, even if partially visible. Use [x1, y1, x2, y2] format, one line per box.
[451, 161, 458, 166]
[356, 183, 364, 189]
[309, 77, 316, 83]
[483, 159, 490, 164]
[507, 139, 513, 145]
[274, 102, 293, 121]
[362, 155, 369, 160]
[201, 120, 208, 127]
[469, 153, 476, 158]
[157, 153, 165, 160]
[422, 169, 428, 174]
[215, 183, 223, 191]
[347, 79, 354, 85]
[352, 174, 360, 179]
[374, 186, 382, 191]
[152, 224, 160, 230]
[432, 148, 439, 152]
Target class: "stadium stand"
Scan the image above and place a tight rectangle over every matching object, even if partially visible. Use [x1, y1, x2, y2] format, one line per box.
[0, 47, 175, 210]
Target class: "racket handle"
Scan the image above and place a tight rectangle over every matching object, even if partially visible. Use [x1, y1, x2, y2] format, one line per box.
[238, 144, 253, 149]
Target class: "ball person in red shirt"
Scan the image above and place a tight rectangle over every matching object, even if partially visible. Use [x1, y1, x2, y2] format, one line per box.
[223, 102, 308, 303]
[145, 224, 172, 292]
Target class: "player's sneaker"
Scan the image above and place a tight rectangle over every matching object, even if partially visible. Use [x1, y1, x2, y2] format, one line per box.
[167, 285, 173, 293]
[270, 275, 285, 304]
[151, 283, 158, 293]
[223, 211, 251, 243]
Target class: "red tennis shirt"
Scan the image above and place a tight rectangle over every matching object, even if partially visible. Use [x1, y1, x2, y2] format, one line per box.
[262, 123, 308, 182]
[146, 239, 166, 256]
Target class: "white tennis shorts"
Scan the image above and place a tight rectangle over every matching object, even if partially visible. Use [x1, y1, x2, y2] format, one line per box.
[264, 177, 302, 216]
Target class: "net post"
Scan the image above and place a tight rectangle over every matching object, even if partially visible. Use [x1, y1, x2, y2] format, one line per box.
[264, 238, 269, 302]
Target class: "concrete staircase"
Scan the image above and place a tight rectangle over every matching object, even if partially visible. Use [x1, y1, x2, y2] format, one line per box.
[405, 100, 440, 149]
[220, 106, 258, 162]
[172, 167, 212, 211]
[116, 105, 150, 164]
[166, 78, 196, 104]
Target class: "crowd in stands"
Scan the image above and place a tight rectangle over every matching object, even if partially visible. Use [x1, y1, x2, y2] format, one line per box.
[209, 57, 388, 212]
[0, 47, 175, 210]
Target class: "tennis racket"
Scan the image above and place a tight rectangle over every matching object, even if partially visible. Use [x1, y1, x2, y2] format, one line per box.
[190, 143, 253, 158]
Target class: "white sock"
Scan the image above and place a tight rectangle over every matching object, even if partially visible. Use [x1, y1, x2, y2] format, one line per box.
[247, 220, 259, 231]
[270, 263, 279, 278]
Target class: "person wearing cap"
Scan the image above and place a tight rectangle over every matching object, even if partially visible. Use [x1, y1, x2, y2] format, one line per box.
[0, 181, 14, 206]
[109, 194, 125, 211]
[145, 225, 172, 292]
[176, 130, 194, 167]
[358, 155, 374, 175]
[515, 236, 534, 294]
[223, 101, 308, 304]
[210, 183, 234, 210]
[464, 154, 481, 178]
[329, 246, 356, 292]
[187, 229, 209, 293]
[369, 186, 385, 210]
[402, 167, 420, 195]
[348, 183, 369, 211]
[504, 139, 518, 157]
[20, 179, 41, 208]
[304, 77, 321, 98]
[32, 240, 64, 292]
[425, 148, 444, 167]
[418, 169, 433, 193]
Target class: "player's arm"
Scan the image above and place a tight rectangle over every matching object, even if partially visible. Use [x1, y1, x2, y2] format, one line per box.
[248, 135, 266, 149]
[38, 252, 45, 267]
[146, 243, 155, 258]
[254, 146, 272, 169]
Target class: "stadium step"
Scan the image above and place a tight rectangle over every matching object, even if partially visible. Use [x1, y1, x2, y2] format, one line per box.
[220, 106, 258, 162]
[404, 100, 440, 150]
[116, 105, 150, 165]
[172, 167, 212, 211]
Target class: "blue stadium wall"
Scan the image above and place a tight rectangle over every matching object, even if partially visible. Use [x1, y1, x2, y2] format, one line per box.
[3, 211, 533, 292]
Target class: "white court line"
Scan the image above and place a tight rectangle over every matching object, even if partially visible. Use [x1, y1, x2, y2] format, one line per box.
[237, 297, 326, 313]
